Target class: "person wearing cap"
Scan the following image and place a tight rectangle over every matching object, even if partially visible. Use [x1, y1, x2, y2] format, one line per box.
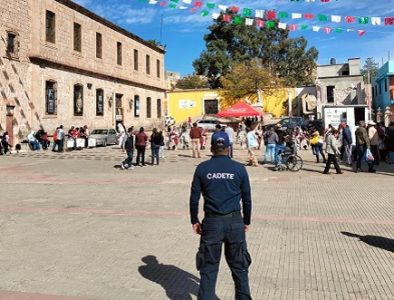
[189, 131, 252, 300]
[355, 121, 375, 173]
[367, 121, 380, 165]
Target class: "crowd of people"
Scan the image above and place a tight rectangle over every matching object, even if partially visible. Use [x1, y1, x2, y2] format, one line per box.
[2, 118, 394, 175]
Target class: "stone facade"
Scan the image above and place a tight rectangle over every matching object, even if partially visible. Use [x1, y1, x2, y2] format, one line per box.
[0, 0, 166, 143]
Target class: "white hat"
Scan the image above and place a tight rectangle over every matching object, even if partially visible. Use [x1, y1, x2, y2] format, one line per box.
[368, 121, 376, 126]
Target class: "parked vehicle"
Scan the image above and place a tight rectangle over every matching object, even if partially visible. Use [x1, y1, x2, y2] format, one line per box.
[90, 128, 118, 146]
[196, 119, 226, 131]
[263, 117, 307, 132]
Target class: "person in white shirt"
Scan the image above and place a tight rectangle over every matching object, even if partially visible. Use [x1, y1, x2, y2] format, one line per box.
[224, 125, 235, 158]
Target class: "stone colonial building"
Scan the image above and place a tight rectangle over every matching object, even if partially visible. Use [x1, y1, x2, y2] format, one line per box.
[0, 0, 166, 144]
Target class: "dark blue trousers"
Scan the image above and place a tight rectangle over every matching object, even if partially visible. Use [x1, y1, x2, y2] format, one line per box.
[196, 213, 252, 300]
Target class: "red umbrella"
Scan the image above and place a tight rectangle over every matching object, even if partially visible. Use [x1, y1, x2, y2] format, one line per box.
[216, 101, 262, 117]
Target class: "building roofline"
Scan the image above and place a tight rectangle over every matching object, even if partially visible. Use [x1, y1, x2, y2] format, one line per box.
[167, 88, 218, 93]
[29, 56, 166, 92]
[55, 0, 165, 54]
[317, 75, 362, 80]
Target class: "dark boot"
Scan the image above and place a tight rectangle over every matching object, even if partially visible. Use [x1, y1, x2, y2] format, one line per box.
[316, 156, 320, 163]
[322, 153, 326, 163]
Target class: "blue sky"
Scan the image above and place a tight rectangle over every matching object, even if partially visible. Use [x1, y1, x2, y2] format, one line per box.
[75, 0, 394, 76]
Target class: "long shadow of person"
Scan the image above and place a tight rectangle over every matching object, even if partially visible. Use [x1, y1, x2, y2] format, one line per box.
[138, 255, 199, 300]
[341, 231, 394, 253]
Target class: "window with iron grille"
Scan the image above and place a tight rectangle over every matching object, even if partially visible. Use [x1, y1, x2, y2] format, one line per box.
[134, 95, 140, 117]
[45, 81, 57, 115]
[96, 89, 104, 116]
[74, 84, 84, 116]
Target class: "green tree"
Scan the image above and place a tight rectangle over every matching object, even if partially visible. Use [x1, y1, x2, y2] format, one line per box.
[174, 74, 210, 89]
[361, 58, 379, 83]
[193, 12, 318, 88]
[220, 62, 282, 106]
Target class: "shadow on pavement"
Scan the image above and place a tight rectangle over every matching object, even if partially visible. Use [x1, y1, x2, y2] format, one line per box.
[341, 231, 394, 253]
[138, 255, 199, 300]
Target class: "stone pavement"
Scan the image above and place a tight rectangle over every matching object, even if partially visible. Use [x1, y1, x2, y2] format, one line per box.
[0, 145, 393, 300]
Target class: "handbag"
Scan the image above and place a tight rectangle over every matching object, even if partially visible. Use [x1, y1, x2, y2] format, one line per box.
[365, 148, 374, 162]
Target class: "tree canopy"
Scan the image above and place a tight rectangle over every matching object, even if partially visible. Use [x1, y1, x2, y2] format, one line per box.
[361, 58, 379, 83]
[193, 12, 318, 89]
[174, 74, 210, 90]
[220, 62, 282, 106]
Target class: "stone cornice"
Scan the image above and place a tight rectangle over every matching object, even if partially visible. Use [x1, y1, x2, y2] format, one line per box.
[29, 56, 167, 93]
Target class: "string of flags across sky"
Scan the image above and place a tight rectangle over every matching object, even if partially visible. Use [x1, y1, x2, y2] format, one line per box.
[141, 0, 394, 37]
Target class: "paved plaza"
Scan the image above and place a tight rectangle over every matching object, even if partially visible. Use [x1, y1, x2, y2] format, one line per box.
[0, 146, 393, 300]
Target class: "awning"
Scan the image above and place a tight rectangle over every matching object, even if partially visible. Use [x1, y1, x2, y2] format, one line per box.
[216, 101, 262, 118]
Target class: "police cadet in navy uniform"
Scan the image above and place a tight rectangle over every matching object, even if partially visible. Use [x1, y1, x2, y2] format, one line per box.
[189, 131, 253, 300]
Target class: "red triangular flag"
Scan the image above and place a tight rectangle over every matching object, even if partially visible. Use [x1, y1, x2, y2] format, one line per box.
[345, 16, 355, 23]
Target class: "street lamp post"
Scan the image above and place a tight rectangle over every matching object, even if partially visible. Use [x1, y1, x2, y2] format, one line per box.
[6, 104, 15, 145]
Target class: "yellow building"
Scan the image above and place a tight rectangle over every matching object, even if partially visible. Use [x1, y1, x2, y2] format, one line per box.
[167, 88, 297, 124]
[167, 89, 220, 123]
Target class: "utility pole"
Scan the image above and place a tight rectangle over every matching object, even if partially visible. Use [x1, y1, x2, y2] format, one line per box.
[288, 88, 292, 117]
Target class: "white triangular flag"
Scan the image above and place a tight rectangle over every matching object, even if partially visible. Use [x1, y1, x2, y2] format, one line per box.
[278, 22, 287, 30]
[245, 18, 254, 26]
[331, 15, 341, 23]
[292, 13, 302, 19]
[255, 10, 265, 19]
[182, 0, 192, 4]
[212, 13, 220, 20]
[179, 5, 188, 9]
[312, 26, 321, 32]
[218, 5, 228, 11]
[149, 0, 158, 4]
[371, 17, 382, 25]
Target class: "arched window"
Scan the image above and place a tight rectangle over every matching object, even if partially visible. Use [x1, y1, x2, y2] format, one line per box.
[45, 80, 57, 115]
[73, 84, 83, 116]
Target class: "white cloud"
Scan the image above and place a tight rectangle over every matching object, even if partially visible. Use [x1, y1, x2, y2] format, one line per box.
[122, 8, 157, 24]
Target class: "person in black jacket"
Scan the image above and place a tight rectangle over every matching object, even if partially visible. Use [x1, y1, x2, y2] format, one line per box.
[150, 128, 163, 166]
[120, 127, 135, 170]
[190, 131, 252, 300]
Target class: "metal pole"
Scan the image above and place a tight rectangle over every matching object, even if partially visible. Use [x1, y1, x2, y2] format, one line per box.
[288, 88, 292, 117]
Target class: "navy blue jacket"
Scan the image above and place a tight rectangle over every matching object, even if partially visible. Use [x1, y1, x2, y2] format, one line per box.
[189, 155, 252, 225]
[342, 127, 353, 146]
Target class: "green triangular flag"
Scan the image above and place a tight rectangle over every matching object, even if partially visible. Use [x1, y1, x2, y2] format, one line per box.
[279, 11, 288, 19]
[301, 24, 308, 30]
[206, 3, 215, 9]
[242, 8, 253, 17]
[201, 10, 209, 17]
[335, 28, 344, 33]
[318, 14, 328, 22]
[266, 21, 275, 28]
[233, 15, 243, 25]
[358, 17, 369, 24]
